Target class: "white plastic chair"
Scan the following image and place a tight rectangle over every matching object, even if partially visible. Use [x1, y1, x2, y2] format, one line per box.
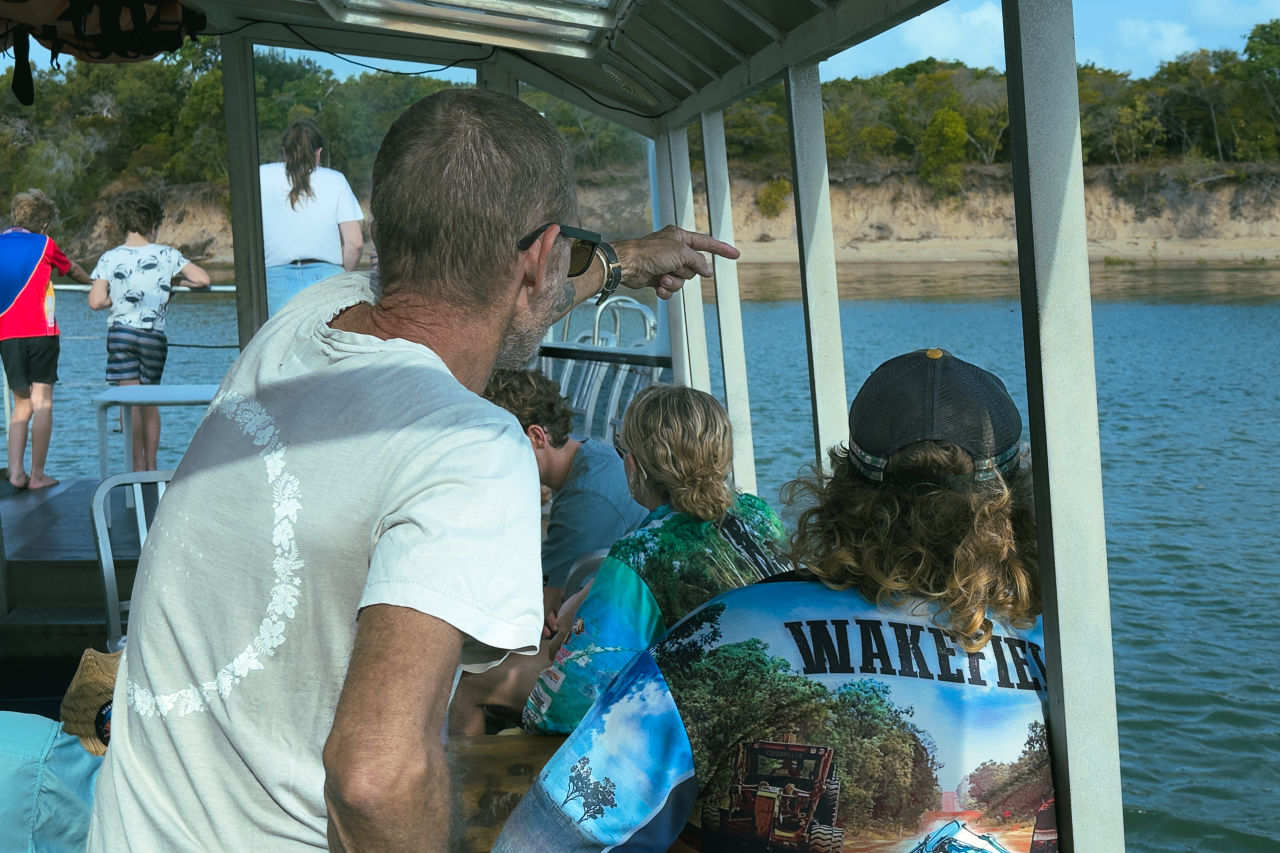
[90, 469, 174, 652]
[563, 549, 609, 597]
[603, 359, 664, 443]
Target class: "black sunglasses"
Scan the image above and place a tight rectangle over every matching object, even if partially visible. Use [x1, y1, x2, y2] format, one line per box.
[516, 223, 602, 278]
[613, 436, 628, 459]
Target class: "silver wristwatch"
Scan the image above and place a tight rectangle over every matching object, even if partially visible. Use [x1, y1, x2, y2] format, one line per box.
[594, 241, 622, 305]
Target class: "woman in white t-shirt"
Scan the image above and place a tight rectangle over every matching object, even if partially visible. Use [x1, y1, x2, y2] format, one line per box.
[260, 120, 364, 315]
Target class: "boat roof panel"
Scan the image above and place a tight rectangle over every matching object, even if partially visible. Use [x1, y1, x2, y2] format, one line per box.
[185, 0, 948, 135]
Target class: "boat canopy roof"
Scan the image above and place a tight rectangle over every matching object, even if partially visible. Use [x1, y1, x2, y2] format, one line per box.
[181, 0, 944, 135]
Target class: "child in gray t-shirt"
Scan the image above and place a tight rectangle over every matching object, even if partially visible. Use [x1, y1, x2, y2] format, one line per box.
[89, 190, 210, 470]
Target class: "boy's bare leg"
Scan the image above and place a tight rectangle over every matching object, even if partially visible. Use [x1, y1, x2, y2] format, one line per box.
[116, 379, 145, 471]
[26, 382, 57, 488]
[7, 389, 31, 488]
[140, 404, 161, 470]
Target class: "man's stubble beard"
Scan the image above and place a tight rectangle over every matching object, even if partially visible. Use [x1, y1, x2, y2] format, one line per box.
[493, 277, 573, 369]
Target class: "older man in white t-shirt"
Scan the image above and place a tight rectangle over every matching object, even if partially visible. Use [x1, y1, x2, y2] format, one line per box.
[87, 88, 737, 852]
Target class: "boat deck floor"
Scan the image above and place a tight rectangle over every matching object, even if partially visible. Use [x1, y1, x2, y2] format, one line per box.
[1, 477, 148, 717]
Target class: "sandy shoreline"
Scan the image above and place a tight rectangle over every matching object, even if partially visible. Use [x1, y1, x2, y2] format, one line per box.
[735, 237, 1280, 266]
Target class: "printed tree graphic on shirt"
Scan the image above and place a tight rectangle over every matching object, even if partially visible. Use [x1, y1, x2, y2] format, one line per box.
[562, 756, 618, 823]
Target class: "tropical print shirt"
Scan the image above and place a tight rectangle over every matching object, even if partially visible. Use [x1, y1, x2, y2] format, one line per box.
[522, 493, 788, 735]
[497, 574, 1055, 853]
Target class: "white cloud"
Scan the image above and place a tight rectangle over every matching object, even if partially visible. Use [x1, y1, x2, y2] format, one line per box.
[578, 676, 688, 802]
[1116, 18, 1198, 65]
[1189, 0, 1280, 32]
[899, 1, 1007, 70]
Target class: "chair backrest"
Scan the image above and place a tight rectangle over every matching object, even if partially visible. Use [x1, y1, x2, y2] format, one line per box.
[563, 549, 609, 597]
[550, 331, 618, 436]
[603, 360, 664, 443]
[90, 469, 175, 652]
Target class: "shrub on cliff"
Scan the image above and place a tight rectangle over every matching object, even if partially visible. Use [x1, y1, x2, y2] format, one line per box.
[754, 177, 792, 217]
[920, 108, 968, 195]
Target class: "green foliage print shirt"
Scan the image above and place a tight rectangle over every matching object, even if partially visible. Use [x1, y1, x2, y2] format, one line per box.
[496, 573, 1054, 852]
[522, 493, 788, 735]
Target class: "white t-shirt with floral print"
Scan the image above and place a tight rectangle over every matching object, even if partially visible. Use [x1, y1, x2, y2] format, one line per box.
[87, 273, 544, 850]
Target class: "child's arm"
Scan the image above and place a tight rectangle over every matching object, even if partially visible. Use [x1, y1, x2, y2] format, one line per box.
[67, 263, 92, 285]
[88, 278, 112, 310]
[176, 261, 211, 289]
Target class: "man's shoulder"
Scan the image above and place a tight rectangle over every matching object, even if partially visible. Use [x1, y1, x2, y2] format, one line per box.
[563, 438, 626, 492]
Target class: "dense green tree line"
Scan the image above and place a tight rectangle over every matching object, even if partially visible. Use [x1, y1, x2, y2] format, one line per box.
[655, 604, 940, 834]
[702, 19, 1280, 195]
[3, 20, 1279, 239]
[957, 721, 1052, 819]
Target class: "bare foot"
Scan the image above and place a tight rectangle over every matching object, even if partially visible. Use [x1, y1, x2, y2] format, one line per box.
[8, 473, 29, 490]
[27, 474, 59, 490]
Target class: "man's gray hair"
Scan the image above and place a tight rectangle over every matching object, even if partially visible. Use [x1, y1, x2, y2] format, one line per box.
[371, 88, 577, 308]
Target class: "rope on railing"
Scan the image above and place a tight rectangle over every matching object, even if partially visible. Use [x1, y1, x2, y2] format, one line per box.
[59, 334, 239, 349]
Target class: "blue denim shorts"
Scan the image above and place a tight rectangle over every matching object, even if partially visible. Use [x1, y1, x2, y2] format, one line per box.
[266, 262, 344, 316]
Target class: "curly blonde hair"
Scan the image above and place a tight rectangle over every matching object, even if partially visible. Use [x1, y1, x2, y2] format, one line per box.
[10, 188, 58, 233]
[620, 385, 734, 521]
[784, 441, 1039, 652]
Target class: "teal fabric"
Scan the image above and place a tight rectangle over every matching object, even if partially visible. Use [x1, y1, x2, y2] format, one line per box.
[0, 711, 103, 853]
[541, 438, 648, 589]
[522, 493, 786, 734]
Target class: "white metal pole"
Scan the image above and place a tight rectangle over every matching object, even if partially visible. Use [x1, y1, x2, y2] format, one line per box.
[700, 110, 757, 495]
[785, 64, 847, 469]
[667, 128, 712, 392]
[1004, 1, 1127, 850]
[653, 131, 693, 387]
[220, 34, 267, 347]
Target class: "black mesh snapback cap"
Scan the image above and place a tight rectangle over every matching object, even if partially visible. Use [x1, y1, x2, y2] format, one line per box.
[848, 348, 1022, 484]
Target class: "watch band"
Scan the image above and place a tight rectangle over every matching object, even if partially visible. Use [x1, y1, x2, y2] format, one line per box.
[594, 240, 623, 305]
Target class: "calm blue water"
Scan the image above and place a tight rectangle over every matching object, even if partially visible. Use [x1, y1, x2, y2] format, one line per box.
[31, 267, 1280, 851]
[36, 290, 241, 476]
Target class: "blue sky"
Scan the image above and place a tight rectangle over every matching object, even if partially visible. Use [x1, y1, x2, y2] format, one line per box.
[3, 0, 1279, 84]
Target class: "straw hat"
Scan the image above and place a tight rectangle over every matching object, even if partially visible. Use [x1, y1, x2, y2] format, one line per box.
[60, 648, 122, 756]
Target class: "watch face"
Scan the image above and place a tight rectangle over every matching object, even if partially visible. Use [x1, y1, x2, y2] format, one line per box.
[594, 241, 623, 304]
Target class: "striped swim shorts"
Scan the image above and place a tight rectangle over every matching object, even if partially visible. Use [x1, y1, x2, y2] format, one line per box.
[105, 325, 168, 385]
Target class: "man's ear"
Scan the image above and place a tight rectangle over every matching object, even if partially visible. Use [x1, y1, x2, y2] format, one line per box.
[518, 224, 561, 305]
[526, 423, 549, 449]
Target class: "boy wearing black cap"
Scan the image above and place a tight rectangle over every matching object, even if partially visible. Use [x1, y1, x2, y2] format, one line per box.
[493, 349, 1054, 852]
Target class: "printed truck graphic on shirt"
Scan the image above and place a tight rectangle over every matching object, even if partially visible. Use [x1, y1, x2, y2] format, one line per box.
[702, 738, 844, 852]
